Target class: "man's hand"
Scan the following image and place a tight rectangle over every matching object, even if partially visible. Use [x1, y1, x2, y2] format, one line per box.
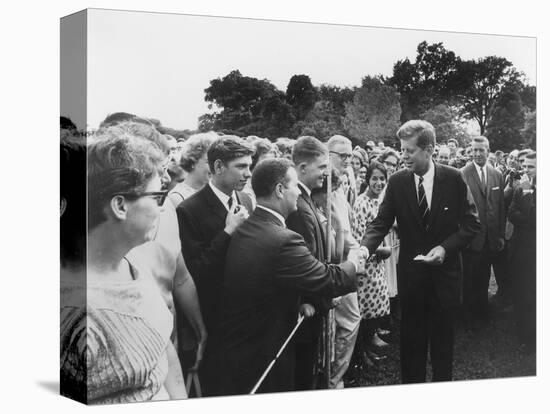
[422, 245, 446, 266]
[224, 204, 249, 235]
[299, 303, 316, 319]
[519, 174, 531, 191]
[189, 330, 208, 372]
[348, 246, 369, 273]
[496, 238, 505, 252]
[331, 296, 342, 308]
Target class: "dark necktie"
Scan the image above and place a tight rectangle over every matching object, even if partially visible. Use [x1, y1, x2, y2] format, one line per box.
[481, 168, 486, 191]
[227, 196, 233, 211]
[418, 176, 430, 230]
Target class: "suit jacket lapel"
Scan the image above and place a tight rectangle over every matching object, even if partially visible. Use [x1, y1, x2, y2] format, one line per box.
[428, 164, 444, 229]
[203, 184, 228, 222]
[404, 170, 424, 230]
[298, 183, 327, 260]
[469, 163, 487, 198]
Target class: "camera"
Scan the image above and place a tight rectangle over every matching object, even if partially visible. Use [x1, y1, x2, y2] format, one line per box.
[509, 169, 522, 181]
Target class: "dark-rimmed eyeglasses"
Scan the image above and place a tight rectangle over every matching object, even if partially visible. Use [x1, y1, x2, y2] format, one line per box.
[115, 190, 168, 206]
[329, 151, 353, 161]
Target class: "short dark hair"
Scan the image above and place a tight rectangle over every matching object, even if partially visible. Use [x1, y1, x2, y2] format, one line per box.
[252, 158, 294, 199]
[397, 120, 436, 150]
[365, 161, 387, 183]
[359, 161, 387, 194]
[207, 136, 254, 171]
[87, 127, 165, 230]
[292, 136, 327, 165]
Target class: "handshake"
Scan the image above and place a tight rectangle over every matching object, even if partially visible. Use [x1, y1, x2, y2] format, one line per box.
[348, 246, 370, 274]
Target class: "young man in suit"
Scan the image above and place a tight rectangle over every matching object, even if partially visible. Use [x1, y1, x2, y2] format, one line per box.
[218, 158, 367, 395]
[361, 120, 480, 383]
[461, 136, 507, 325]
[176, 136, 254, 396]
[286, 136, 329, 390]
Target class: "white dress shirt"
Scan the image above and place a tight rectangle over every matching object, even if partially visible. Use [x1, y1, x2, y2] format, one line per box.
[209, 180, 237, 211]
[414, 160, 435, 208]
[256, 205, 286, 227]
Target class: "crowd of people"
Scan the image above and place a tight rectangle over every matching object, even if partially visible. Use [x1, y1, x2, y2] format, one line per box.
[60, 113, 536, 403]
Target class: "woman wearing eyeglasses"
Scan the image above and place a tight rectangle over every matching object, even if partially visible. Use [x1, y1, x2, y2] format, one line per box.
[61, 128, 186, 404]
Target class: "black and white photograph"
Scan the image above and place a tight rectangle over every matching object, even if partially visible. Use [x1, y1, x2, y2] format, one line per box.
[5, 1, 547, 413]
[59, 7, 538, 404]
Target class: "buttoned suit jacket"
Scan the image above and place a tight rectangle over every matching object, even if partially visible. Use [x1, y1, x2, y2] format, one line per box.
[219, 207, 357, 395]
[286, 183, 329, 347]
[461, 162, 505, 252]
[176, 184, 253, 332]
[361, 163, 480, 308]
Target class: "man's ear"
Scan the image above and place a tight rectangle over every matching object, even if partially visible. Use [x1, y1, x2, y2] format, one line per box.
[298, 162, 308, 175]
[110, 195, 128, 221]
[275, 182, 284, 199]
[213, 159, 224, 175]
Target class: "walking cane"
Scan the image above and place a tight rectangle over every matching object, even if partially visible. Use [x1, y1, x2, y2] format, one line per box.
[323, 159, 333, 389]
[249, 314, 305, 395]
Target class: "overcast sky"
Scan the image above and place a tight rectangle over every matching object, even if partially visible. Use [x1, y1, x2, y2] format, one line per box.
[84, 8, 536, 131]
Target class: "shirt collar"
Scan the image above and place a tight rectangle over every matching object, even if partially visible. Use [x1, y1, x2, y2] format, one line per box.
[298, 181, 312, 197]
[209, 180, 236, 210]
[256, 205, 286, 227]
[474, 162, 487, 175]
[415, 159, 435, 182]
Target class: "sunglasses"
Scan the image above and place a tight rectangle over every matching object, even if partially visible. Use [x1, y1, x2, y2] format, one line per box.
[115, 190, 168, 206]
[329, 151, 353, 161]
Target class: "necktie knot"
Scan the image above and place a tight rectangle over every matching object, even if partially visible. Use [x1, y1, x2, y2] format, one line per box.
[227, 196, 233, 210]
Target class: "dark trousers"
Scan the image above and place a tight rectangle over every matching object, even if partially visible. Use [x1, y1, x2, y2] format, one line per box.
[400, 278, 455, 383]
[463, 245, 507, 321]
[294, 314, 322, 390]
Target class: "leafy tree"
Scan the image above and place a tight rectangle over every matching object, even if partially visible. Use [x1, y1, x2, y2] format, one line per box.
[456, 56, 523, 135]
[485, 88, 525, 152]
[201, 70, 294, 138]
[389, 41, 463, 122]
[521, 110, 536, 149]
[317, 84, 356, 116]
[343, 76, 401, 146]
[519, 85, 536, 112]
[286, 75, 317, 120]
[420, 103, 470, 146]
[290, 101, 344, 141]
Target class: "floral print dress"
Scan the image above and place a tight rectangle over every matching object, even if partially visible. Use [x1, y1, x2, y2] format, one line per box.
[351, 193, 390, 320]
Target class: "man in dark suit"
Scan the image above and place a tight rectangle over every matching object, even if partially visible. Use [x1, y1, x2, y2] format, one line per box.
[461, 136, 507, 324]
[219, 158, 366, 395]
[176, 136, 255, 396]
[361, 120, 480, 383]
[286, 136, 329, 390]
[508, 151, 536, 351]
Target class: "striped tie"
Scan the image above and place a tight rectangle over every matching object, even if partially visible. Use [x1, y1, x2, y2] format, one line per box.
[418, 176, 430, 230]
